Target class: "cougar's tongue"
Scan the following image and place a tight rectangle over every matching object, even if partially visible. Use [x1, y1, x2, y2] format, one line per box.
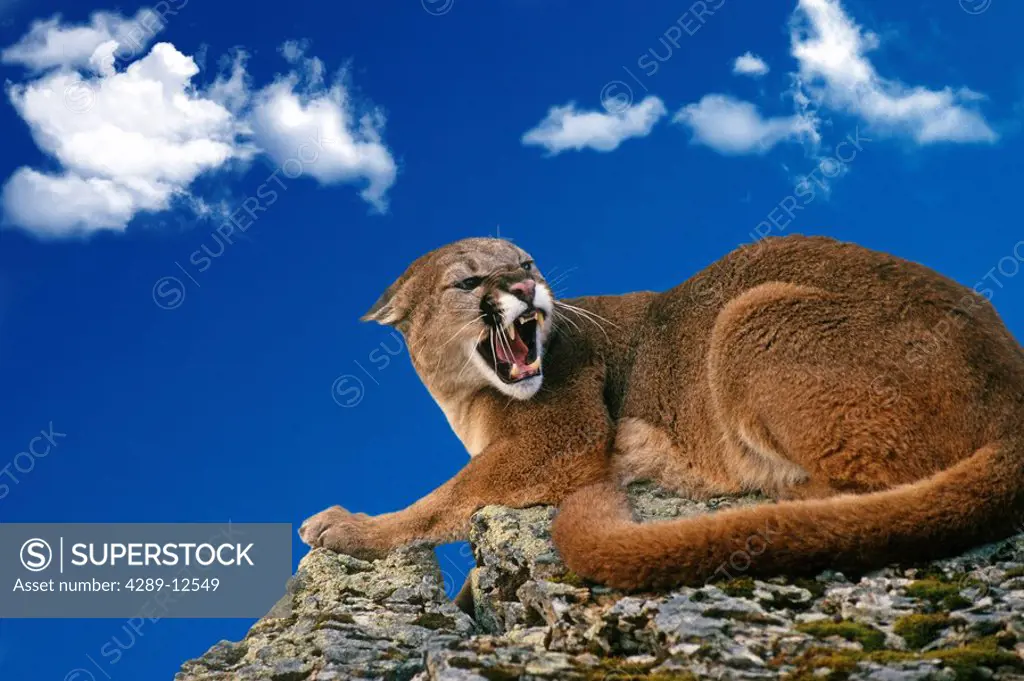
[495, 331, 530, 366]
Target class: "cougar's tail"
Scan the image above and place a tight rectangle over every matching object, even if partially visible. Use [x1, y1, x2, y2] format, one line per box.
[551, 434, 1024, 591]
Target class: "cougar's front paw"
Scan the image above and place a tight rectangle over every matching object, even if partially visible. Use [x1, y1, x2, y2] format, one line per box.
[299, 506, 387, 560]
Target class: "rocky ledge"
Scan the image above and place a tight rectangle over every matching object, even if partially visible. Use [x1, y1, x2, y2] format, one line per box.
[177, 484, 1024, 680]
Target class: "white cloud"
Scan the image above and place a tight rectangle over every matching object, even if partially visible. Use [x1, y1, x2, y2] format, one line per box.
[2, 168, 158, 238]
[522, 96, 667, 154]
[1, 14, 397, 238]
[207, 49, 251, 114]
[673, 0, 997, 158]
[1, 8, 167, 72]
[279, 39, 309, 64]
[4, 43, 247, 238]
[249, 62, 397, 212]
[673, 94, 818, 155]
[733, 52, 770, 77]
[790, 0, 996, 144]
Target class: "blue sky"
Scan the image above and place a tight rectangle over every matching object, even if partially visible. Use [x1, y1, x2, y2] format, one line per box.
[1, 0, 1022, 677]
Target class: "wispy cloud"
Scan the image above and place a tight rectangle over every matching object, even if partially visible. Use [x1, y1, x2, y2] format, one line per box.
[673, 94, 818, 155]
[789, 0, 996, 144]
[249, 42, 396, 212]
[671, 0, 996, 158]
[1, 8, 165, 72]
[733, 52, 769, 77]
[522, 96, 667, 155]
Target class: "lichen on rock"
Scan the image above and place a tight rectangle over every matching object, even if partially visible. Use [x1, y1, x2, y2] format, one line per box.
[176, 546, 473, 681]
[177, 483, 1024, 680]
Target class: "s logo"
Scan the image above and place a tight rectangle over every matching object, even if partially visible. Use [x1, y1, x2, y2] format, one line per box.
[20, 538, 52, 572]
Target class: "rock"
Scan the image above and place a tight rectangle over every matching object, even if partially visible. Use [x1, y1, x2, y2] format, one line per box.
[178, 483, 1024, 680]
[176, 546, 473, 681]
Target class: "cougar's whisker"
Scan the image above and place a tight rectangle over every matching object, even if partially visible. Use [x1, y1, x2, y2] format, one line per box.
[554, 302, 618, 342]
[548, 267, 577, 287]
[489, 327, 498, 376]
[431, 315, 486, 374]
[553, 308, 582, 335]
[496, 324, 515, 365]
[439, 315, 486, 351]
[555, 304, 610, 342]
[456, 330, 486, 382]
[556, 301, 619, 329]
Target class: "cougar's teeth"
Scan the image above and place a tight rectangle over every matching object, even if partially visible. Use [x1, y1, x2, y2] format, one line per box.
[507, 323, 516, 340]
[528, 357, 541, 371]
[509, 364, 520, 379]
[537, 311, 545, 324]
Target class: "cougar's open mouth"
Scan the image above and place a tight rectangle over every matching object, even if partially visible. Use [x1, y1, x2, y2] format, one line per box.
[477, 310, 544, 383]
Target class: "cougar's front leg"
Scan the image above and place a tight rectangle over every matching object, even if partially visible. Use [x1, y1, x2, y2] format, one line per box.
[301, 367, 612, 559]
[300, 444, 608, 558]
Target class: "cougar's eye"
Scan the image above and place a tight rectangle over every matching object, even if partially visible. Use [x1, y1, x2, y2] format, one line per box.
[453, 276, 484, 291]
[521, 261, 534, 272]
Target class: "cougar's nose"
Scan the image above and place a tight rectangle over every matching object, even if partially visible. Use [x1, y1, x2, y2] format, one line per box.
[509, 279, 536, 303]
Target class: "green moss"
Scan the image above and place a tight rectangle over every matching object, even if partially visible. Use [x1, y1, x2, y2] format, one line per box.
[580, 673, 694, 681]
[926, 639, 1022, 680]
[760, 581, 819, 611]
[713, 576, 756, 598]
[796, 620, 886, 651]
[780, 637, 1023, 681]
[446, 657, 523, 681]
[311, 611, 355, 629]
[792, 578, 827, 599]
[478, 667, 526, 681]
[580, 659, 696, 680]
[602, 674, 695, 681]
[411, 613, 457, 630]
[1003, 566, 1024, 579]
[549, 570, 588, 588]
[780, 648, 860, 681]
[894, 613, 951, 649]
[905, 579, 971, 610]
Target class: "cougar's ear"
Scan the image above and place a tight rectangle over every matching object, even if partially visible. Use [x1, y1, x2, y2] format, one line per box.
[363, 250, 436, 327]
[362, 277, 409, 326]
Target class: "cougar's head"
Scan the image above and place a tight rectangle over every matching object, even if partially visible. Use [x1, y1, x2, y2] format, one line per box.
[363, 238, 554, 400]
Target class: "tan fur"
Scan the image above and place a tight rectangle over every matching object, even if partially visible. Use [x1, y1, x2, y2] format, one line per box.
[437, 395, 492, 457]
[300, 235, 1024, 590]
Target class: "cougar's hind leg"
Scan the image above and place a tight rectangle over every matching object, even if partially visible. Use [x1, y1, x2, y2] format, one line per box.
[613, 416, 749, 500]
[706, 282, 977, 500]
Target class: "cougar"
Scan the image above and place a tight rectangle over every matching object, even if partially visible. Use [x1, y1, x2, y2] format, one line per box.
[300, 235, 1024, 590]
